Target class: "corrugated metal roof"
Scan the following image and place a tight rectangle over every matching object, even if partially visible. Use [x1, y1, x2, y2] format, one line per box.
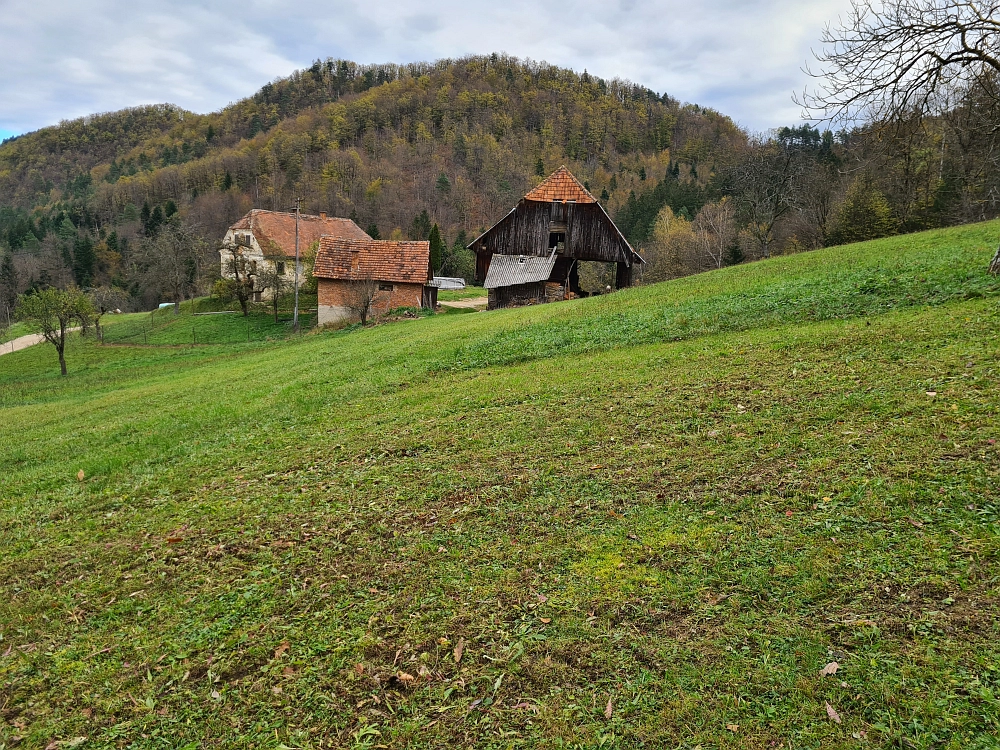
[483, 252, 557, 289]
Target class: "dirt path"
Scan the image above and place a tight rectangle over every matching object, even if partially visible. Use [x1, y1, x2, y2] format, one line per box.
[0, 329, 80, 357]
[439, 296, 488, 309]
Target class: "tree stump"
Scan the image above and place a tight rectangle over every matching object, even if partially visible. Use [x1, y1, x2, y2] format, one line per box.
[990, 246, 1000, 276]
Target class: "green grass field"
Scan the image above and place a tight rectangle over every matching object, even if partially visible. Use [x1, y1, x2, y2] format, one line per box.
[437, 287, 487, 302]
[1, 223, 999, 749]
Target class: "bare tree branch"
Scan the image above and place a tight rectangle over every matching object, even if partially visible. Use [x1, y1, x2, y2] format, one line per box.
[799, 0, 1000, 124]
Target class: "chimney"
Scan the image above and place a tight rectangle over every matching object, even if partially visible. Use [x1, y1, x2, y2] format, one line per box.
[319, 211, 327, 219]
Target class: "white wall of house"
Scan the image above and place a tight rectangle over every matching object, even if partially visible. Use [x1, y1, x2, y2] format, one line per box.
[219, 229, 302, 302]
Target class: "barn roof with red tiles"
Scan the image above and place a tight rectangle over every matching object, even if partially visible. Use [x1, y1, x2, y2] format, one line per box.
[229, 209, 369, 258]
[523, 166, 597, 204]
[313, 237, 432, 285]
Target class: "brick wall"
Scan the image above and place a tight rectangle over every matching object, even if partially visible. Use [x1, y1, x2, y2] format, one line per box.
[318, 279, 425, 325]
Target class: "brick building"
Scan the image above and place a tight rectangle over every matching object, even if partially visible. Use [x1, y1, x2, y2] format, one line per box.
[313, 237, 436, 325]
[221, 210, 369, 301]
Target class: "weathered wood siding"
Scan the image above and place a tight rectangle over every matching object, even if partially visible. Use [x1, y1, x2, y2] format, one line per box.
[473, 200, 636, 269]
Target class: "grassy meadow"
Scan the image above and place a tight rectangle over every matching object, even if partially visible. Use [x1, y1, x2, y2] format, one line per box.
[1, 222, 999, 749]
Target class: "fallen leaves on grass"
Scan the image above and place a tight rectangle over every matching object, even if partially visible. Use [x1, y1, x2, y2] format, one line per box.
[819, 662, 840, 676]
[726, 724, 739, 732]
[454, 637, 465, 664]
[76, 470, 85, 481]
[825, 701, 842, 724]
[604, 697, 613, 719]
[274, 641, 290, 659]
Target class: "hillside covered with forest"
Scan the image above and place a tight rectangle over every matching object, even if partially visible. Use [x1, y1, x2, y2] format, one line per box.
[1, 52, 998, 312]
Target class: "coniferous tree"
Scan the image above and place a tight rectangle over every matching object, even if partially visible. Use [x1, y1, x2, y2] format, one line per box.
[535, 158, 545, 177]
[366, 223, 381, 240]
[428, 224, 444, 272]
[0, 251, 17, 316]
[72, 235, 96, 287]
[410, 210, 431, 240]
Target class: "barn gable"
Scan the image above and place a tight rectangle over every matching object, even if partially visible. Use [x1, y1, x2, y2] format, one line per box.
[468, 166, 642, 305]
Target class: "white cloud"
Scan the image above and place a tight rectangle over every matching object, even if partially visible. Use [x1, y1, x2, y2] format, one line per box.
[0, 0, 852, 135]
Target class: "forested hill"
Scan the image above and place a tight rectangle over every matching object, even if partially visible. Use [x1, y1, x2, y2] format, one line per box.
[0, 54, 742, 256]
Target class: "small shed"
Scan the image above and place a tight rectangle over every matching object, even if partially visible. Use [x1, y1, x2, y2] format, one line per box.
[313, 237, 435, 325]
[468, 166, 643, 309]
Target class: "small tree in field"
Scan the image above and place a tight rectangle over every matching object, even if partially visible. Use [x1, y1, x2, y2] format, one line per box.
[88, 286, 132, 341]
[345, 274, 384, 325]
[257, 249, 289, 322]
[220, 242, 255, 316]
[17, 287, 94, 375]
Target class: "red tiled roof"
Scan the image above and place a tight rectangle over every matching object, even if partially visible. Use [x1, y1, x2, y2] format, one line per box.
[523, 166, 597, 204]
[313, 237, 431, 285]
[229, 209, 369, 258]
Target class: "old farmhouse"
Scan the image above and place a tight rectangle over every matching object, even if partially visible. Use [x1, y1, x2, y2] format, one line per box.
[313, 237, 436, 325]
[221, 209, 369, 301]
[468, 167, 643, 309]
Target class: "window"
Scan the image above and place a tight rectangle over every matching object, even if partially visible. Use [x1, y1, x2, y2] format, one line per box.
[253, 291, 262, 303]
[249, 260, 257, 274]
[549, 232, 566, 251]
[276, 261, 286, 275]
[379, 283, 394, 292]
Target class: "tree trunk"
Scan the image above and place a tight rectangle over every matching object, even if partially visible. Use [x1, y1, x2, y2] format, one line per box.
[989, 245, 1000, 276]
[174, 299, 181, 315]
[58, 321, 67, 375]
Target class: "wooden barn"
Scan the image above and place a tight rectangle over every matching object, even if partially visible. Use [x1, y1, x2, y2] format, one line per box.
[468, 167, 643, 309]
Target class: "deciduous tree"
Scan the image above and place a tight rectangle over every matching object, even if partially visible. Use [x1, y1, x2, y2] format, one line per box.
[16, 287, 94, 376]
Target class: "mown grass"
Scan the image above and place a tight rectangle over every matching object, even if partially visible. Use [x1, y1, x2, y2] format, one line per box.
[100, 307, 316, 346]
[437, 287, 486, 302]
[1, 222, 999, 750]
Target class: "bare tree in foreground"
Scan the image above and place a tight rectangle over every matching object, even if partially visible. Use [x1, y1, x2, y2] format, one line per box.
[16, 287, 94, 376]
[800, 0, 1000, 124]
[800, 0, 1000, 271]
[345, 275, 384, 325]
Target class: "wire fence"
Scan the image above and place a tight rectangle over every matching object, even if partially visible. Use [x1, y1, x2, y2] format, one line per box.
[101, 306, 317, 346]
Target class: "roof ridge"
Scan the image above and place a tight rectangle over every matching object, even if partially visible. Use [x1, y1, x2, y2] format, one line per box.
[523, 166, 596, 203]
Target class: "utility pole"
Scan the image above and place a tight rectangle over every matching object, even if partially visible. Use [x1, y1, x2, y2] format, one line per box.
[293, 197, 303, 333]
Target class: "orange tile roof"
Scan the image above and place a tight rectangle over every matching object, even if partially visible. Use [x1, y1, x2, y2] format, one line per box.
[229, 209, 369, 258]
[523, 166, 597, 204]
[313, 237, 431, 285]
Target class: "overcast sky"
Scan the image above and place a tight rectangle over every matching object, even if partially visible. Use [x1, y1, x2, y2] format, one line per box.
[0, 0, 852, 140]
